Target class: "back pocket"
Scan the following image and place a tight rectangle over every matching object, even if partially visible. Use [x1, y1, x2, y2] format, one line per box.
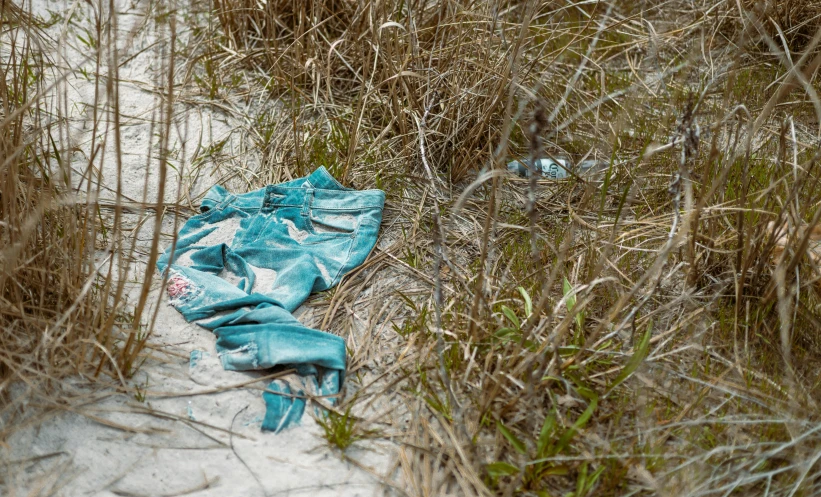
[307, 210, 357, 236]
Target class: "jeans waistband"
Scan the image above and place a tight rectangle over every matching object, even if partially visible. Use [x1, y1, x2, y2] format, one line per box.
[304, 165, 350, 190]
[221, 167, 384, 212]
[262, 186, 385, 211]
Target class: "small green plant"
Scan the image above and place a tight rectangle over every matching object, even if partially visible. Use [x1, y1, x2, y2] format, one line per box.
[606, 320, 652, 394]
[317, 405, 361, 452]
[562, 277, 585, 345]
[494, 287, 536, 350]
[134, 377, 148, 403]
[570, 462, 606, 497]
[76, 27, 96, 49]
[403, 247, 422, 268]
[487, 379, 601, 493]
[392, 291, 429, 338]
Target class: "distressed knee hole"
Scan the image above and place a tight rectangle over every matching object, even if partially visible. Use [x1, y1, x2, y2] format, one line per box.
[167, 274, 201, 306]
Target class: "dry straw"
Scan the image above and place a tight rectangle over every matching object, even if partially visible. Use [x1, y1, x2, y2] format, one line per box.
[0, 0, 167, 441]
[207, 0, 821, 494]
[6, 0, 821, 495]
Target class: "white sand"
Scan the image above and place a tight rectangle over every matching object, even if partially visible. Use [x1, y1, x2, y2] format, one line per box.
[3, 1, 393, 495]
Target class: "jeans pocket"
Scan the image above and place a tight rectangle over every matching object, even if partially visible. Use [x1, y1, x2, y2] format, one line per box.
[306, 209, 358, 237]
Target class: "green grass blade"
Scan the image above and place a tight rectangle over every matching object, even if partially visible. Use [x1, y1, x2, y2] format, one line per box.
[501, 305, 520, 329]
[486, 461, 520, 477]
[497, 420, 527, 455]
[607, 320, 652, 394]
[554, 393, 598, 455]
[536, 410, 557, 457]
[517, 286, 533, 318]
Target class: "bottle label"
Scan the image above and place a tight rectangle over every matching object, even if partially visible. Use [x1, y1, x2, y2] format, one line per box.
[538, 159, 568, 179]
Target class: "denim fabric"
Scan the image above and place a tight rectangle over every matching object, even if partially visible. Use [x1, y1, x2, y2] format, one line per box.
[157, 167, 384, 432]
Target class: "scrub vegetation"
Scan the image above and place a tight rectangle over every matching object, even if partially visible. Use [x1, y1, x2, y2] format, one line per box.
[1, 0, 178, 457]
[1, 2, 159, 435]
[6, 0, 821, 495]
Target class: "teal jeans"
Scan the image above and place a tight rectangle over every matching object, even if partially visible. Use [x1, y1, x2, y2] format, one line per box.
[157, 167, 384, 431]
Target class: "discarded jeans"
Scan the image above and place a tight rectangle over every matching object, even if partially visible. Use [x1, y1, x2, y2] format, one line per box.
[157, 167, 384, 432]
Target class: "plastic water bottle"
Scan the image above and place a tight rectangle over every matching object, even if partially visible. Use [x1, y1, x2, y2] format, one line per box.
[507, 157, 603, 179]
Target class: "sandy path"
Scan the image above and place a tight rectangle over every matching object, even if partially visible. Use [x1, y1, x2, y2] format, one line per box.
[4, 1, 391, 495]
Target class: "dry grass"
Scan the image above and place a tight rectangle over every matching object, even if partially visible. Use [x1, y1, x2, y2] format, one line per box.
[202, 0, 821, 495]
[0, 0, 169, 442]
[212, 0, 557, 183]
[735, 0, 821, 47]
[7, 0, 821, 495]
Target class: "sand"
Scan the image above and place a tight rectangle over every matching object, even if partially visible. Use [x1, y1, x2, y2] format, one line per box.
[2, 1, 394, 495]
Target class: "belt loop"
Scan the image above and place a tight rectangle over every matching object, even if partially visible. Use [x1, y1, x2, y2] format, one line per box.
[261, 186, 274, 213]
[217, 194, 236, 211]
[302, 189, 314, 216]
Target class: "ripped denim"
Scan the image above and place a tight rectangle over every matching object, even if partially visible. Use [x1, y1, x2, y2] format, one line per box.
[157, 167, 384, 432]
